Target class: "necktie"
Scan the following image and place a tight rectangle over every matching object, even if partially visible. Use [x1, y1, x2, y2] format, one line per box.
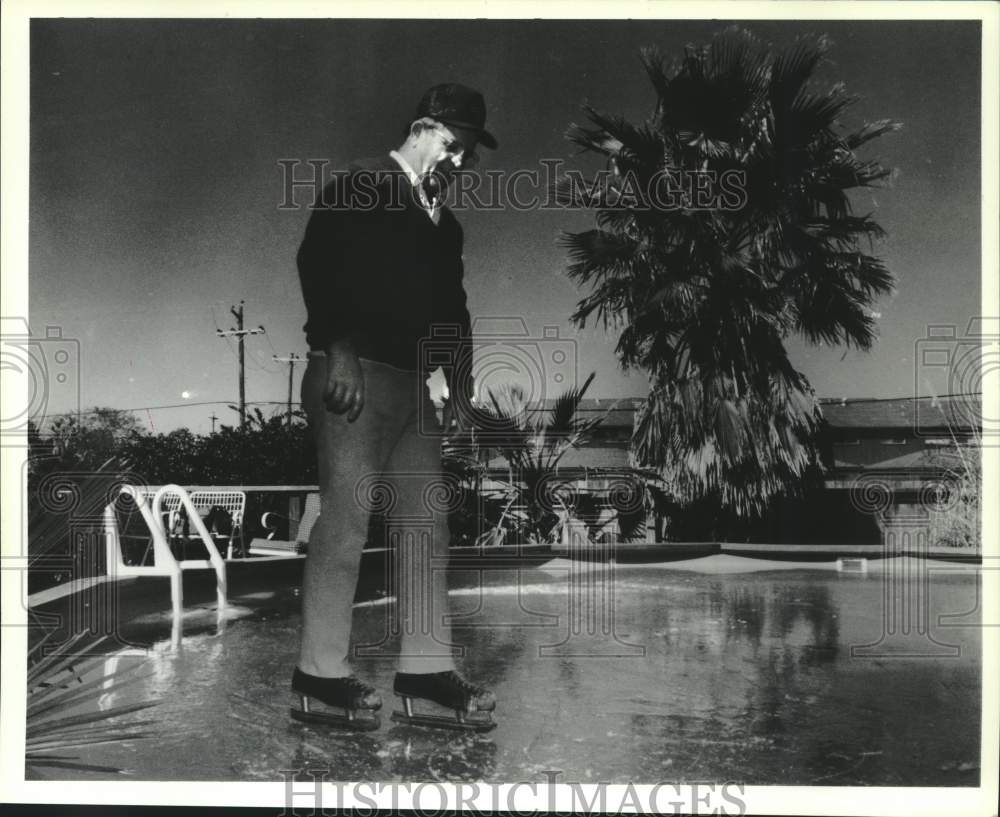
[421, 175, 440, 208]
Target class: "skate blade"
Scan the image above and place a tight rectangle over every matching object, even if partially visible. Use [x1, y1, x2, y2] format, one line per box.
[390, 709, 496, 733]
[289, 706, 380, 732]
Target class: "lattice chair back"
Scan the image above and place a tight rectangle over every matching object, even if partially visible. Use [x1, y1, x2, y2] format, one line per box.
[189, 490, 247, 559]
[131, 489, 183, 566]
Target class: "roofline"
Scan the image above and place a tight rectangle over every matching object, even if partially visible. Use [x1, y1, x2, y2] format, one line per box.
[818, 392, 982, 405]
[441, 392, 983, 408]
[824, 424, 979, 432]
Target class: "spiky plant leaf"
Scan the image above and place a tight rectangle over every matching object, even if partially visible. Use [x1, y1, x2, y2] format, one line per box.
[26, 633, 161, 775]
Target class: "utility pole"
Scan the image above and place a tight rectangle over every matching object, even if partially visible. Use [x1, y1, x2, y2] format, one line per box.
[273, 353, 306, 427]
[216, 301, 265, 429]
[209, 412, 218, 434]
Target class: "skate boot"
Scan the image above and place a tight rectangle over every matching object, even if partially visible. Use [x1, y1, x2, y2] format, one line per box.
[391, 670, 496, 732]
[290, 667, 382, 731]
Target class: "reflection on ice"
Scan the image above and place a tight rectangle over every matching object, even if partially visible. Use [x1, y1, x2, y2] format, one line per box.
[52, 558, 980, 785]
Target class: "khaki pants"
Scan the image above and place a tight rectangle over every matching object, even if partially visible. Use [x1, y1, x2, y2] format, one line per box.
[298, 354, 456, 677]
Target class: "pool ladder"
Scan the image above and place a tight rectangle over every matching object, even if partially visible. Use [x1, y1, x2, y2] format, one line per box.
[103, 484, 228, 644]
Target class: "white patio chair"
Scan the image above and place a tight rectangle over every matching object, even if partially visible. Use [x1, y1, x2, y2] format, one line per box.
[188, 490, 246, 559]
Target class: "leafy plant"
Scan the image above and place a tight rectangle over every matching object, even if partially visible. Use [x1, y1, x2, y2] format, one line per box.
[925, 397, 981, 551]
[45, 409, 144, 468]
[467, 373, 613, 543]
[27, 454, 134, 592]
[26, 632, 159, 775]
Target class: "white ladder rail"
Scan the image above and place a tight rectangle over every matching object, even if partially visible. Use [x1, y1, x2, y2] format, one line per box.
[153, 485, 228, 612]
[103, 484, 228, 643]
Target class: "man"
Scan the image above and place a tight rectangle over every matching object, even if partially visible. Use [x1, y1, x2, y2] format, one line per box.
[292, 83, 497, 732]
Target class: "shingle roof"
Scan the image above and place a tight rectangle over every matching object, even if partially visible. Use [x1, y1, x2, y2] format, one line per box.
[819, 394, 981, 430]
[553, 445, 631, 470]
[475, 397, 642, 428]
[541, 394, 984, 431]
[452, 393, 983, 433]
[854, 445, 981, 471]
[486, 445, 631, 473]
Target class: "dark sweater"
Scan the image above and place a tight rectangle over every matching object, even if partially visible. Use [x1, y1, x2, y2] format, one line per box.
[296, 155, 472, 376]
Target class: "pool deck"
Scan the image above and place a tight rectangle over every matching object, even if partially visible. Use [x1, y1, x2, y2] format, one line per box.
[26, 539, 981, 609]
[23, 551, 983, 786]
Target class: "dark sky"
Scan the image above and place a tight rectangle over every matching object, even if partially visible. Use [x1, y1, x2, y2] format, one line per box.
[29, 18, 982, 433]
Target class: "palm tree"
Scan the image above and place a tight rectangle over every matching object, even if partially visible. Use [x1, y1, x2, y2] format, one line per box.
[559, 28, 898, 516]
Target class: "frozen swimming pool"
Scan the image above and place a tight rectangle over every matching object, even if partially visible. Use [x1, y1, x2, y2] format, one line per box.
[29, 554, 981, 785]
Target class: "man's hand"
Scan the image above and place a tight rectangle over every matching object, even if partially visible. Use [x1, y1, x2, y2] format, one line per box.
[441, 399, 472, 437]
[443, 375, 475, 435]
[323, 339, 365, 421]
[441, 398, 459, 435]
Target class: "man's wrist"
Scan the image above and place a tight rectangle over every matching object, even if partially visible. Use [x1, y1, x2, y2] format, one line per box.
[324, 336, 357, 360]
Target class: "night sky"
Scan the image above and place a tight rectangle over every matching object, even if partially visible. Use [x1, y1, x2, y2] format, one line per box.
[28, 18, 982, 433]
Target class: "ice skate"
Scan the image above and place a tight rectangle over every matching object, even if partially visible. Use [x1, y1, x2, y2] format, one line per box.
[290, 668, 382, 731]
[391, 670, 497, 732]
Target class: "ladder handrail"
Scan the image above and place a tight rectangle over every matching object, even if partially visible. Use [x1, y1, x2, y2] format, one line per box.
[152, 484, 228, 611]
[104, 483, 227, 645]
[106, 484, 181, 579]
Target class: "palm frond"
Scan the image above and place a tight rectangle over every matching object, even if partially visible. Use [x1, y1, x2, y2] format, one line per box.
[561, 229, 640, 285]
[769, 33, 831, 109]
[845, 119, 903, 151]
[26, 632, 161, 776]
[548, 372, 597, 434]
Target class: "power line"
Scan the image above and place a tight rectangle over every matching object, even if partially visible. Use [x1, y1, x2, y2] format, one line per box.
[214, 302, 281, 374]
[210, 303, 241, 364]
[247, 348, 282, 374]
[263, 330, 282, 359]
[273, 352, 306, 427]
[245, 324, 287, 374]
[42, 400, 301, 418]
[216, 301, 265, 428]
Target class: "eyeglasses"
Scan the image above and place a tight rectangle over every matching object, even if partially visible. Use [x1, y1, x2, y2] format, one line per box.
[433, 126, 479, 169]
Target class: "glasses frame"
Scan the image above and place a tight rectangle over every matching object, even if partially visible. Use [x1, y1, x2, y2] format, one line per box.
[432, 123, 480, 169]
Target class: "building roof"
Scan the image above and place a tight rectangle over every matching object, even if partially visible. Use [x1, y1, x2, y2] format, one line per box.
[819, 394, 981, 430]
[842, 445, 980, 472]
[486, 445, 631, 473]
[470, 397, 642, 429]
[554, 445, 631, 470]
[457, 393, 982, 441]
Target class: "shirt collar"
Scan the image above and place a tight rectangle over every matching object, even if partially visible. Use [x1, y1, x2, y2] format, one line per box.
[389, 150, 440, 219]
[389, 150, 421, 187]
